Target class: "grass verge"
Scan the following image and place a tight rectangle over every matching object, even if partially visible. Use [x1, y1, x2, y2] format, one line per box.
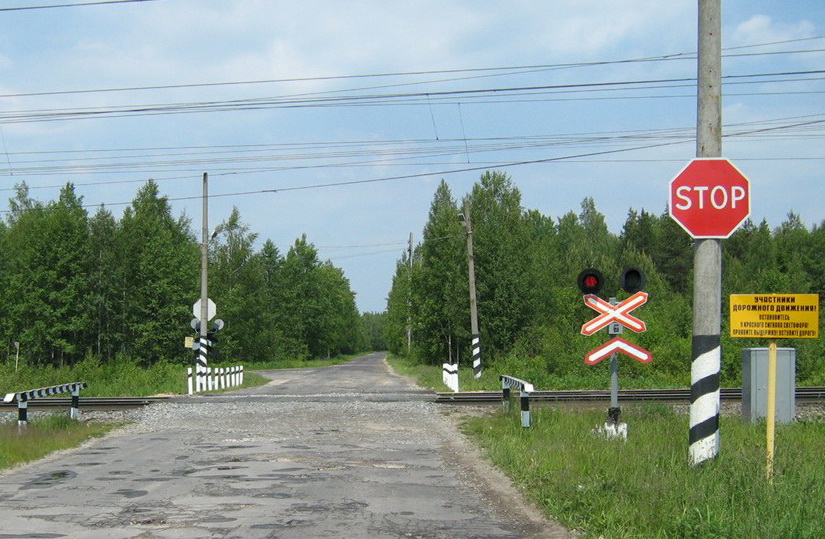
[386, 355, 495, 391]
[0, 415, 121, 471]
[1, 353, 362, 397]
[385, 354, 691, 393]
[463, 404, 825, 538]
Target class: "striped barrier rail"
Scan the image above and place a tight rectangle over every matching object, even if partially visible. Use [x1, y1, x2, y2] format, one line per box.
[187, 365, 244, 395]
[500, 375, 534, 428]
[3, 382, 87, 426]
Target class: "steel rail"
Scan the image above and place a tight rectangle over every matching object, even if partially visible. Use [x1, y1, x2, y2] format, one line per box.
[0, 396, 170, 411]
[436, 386, 825, 403]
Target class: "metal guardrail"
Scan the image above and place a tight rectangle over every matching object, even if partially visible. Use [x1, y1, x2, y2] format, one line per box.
[3, 382, 87, 425]
[0, 396, 169, 411]
[500, 375, 535, 428]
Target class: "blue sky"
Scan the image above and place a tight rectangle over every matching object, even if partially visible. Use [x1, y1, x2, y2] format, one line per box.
[0, 1, 823, 313]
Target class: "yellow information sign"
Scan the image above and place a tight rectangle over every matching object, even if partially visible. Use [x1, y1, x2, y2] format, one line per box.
[730, 294, 819, 339]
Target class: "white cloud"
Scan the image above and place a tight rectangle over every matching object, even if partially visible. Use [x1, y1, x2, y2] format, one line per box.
[730, 14, 816, 47]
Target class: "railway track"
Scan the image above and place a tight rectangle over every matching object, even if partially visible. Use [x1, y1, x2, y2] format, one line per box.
[3, 387, 825, 410]
[436, 386, 825, 403]
[0, 396, 171, 411]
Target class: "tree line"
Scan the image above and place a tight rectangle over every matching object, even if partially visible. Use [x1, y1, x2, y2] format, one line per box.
[0, 181, 370, 368]
[385, 171, 825, 385]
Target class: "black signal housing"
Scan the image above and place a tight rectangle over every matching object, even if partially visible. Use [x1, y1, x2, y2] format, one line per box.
[620, 267, 647, 294]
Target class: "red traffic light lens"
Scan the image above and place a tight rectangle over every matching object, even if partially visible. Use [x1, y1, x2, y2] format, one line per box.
[577, 268, 604, 295]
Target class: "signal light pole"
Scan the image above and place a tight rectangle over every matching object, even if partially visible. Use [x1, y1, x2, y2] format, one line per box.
[578, 267, 650, 437]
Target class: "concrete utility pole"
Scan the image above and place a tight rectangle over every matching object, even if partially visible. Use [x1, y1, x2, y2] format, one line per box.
[462, 199, 482, 379]
[198, 172, 209, 391]
[689, 0, 723, 466]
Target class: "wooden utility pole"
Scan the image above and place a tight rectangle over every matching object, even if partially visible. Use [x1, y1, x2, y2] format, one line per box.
[463, 199, 482, 379]
[689, 0, 723, 466]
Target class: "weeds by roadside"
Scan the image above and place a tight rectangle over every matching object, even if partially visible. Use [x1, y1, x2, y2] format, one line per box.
[0, 415, 119, 471]
[463, 405, 825, 538]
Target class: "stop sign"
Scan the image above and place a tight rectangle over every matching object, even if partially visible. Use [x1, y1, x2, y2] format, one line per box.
[669, 158, 751, 239]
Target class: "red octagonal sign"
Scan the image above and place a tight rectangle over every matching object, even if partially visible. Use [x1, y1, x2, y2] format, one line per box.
[669, 158, 751, 239]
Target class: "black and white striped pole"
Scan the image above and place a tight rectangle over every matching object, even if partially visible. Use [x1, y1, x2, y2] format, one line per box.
[462, 199, 482, 379]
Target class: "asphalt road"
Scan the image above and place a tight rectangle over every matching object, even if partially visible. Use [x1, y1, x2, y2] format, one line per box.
[0, 353, 568, 538]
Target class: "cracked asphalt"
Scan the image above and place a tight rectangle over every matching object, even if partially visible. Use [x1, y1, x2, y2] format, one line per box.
[0, 353, 569, 538]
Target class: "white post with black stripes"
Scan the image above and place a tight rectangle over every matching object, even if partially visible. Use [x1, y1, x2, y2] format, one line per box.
[70, 387, 81, 420]
[442, 363, 459, 392]
[690, 0, 723, 465]
[17, 400, 27, 427]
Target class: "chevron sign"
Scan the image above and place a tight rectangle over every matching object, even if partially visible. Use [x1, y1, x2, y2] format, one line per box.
[585, 337, 653, 365]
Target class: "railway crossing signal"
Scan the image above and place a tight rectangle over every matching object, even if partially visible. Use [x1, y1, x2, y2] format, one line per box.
[578, 267, 651, 437]
[578, 267, 652, 360]
[578, 267, 653, 364]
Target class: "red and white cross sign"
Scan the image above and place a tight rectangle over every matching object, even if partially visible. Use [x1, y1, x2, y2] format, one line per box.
[580, 292, 648, 336]
[585, 337, 653, 365]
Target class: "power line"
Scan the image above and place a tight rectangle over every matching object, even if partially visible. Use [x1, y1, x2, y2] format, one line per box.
[23, 134, 745, 212]
[0, 0, 160, 12]
[2, 70, 823, 125]
[2, 113, 823, 186]
[1, 39, 823, 100]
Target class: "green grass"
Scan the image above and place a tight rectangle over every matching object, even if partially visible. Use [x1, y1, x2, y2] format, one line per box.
[387, 357, 825, 537]
[462, 404, 825, 538]
[1, 357, 194, 397]
[386, 354, 687, 393]
[387, 355, 492, 391]
[0, 353, 362, 397]
[0, 415, 120, 470]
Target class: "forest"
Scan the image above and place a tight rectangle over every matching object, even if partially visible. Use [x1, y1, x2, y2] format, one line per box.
[0, 180, 370, 369]
[2, 171, 822, 388]
[384, 171, 825, 386]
